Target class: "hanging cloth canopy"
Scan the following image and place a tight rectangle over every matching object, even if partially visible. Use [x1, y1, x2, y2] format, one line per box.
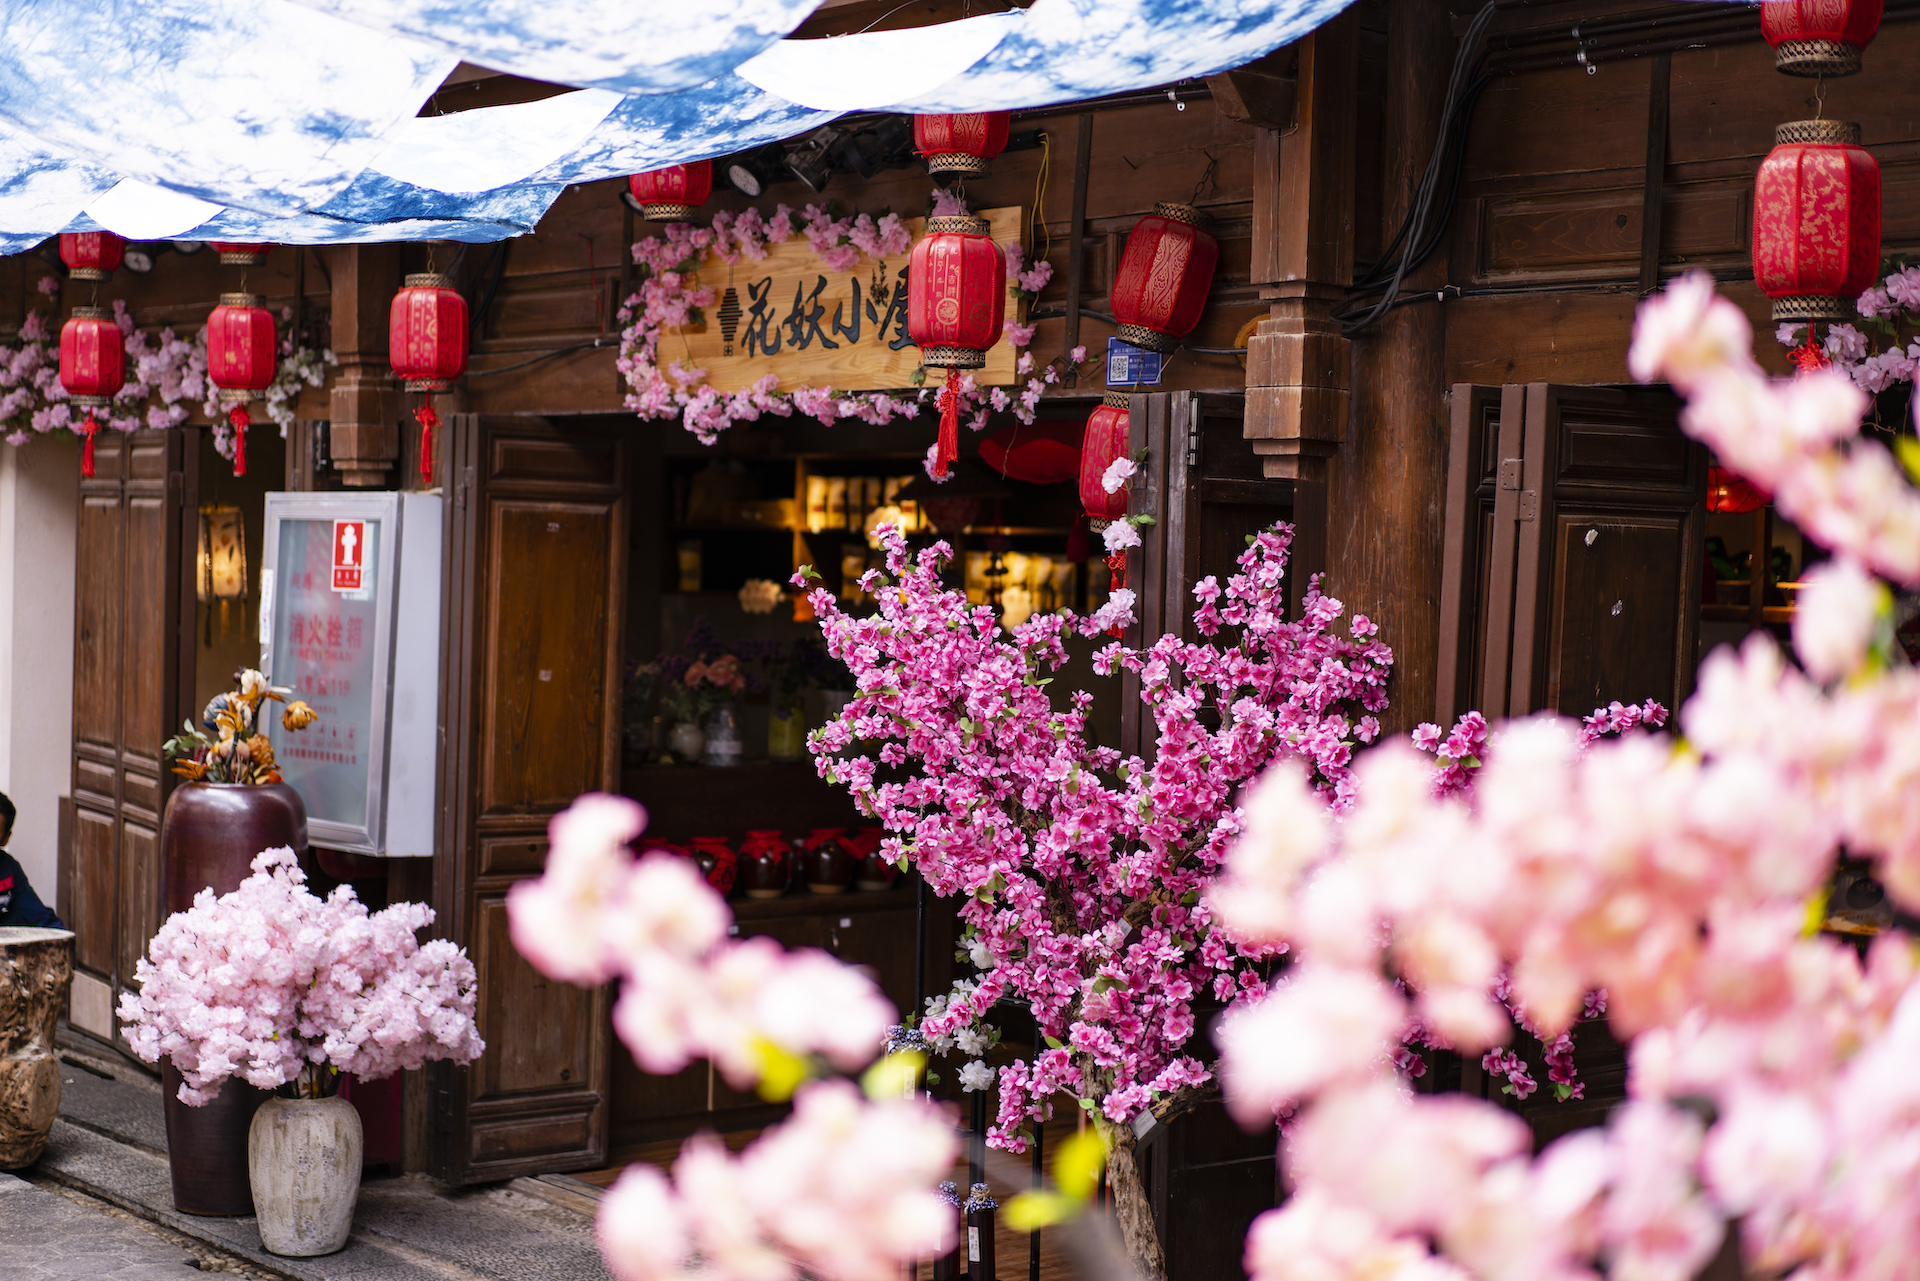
[0, 0, 1355, 250]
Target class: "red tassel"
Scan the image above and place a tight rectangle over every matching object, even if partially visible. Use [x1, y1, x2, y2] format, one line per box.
[1106, 550, 1129, 639]
[935, 372, 959, 479]
[1790, 326, 1830, 377]
[415, 401, 440, 485]
[228, 404, 248, 477]
[80, 414, 97, 479]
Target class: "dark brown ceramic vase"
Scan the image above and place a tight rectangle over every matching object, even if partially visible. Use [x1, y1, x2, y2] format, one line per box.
[851, 827, 897, 892]
[157, 781, 307, 1216]
[802, 827, 856, 895]
[683, 837, 737, 898]
[737, 830, 792, 899]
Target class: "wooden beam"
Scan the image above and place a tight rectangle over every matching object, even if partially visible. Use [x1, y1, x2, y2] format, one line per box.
[326, 244, 401, 487]
[1205, 66, 1297, 131]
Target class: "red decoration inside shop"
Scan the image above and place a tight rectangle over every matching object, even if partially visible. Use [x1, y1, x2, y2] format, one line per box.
[206, 293, 277, 478]
[1109, 203, 1219, 354]
[1762, 0, 1882, 76]
[59, 306, 125, 479]
[59, 231, 123, 282]
[1752, 120, 1880, 322]
[913, 112, 1011, 180]
[211, 242, 271, 266]
[1708, 466, 1769, 514]
[907, 215, 1006, 479]
[628, 161, 713, 222]
[389, 272, 468, 484]
[979, 418, 1082, 485]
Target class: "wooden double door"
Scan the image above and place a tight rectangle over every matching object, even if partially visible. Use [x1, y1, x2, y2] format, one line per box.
[66, 430, 198, 1049]
[430, 414, 626, 1183]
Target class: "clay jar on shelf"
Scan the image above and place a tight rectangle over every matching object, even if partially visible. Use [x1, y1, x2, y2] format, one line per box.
[850, 827, 897, 891]
[680, 837, 737, 898]
[737, 830, 794, 899]
[800, 828, 857, 895]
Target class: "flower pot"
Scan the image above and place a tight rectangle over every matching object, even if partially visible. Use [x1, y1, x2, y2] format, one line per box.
[738, 830, 793, 899]
[248, 1094, 362, 1256]
[668, 721, 706, 763]
[684, 837, 737, 898]
[159, 781, 306, 1216]
[0, 927, 72, 1170]
[802, 828, 856, 895]
[768, 708, 807, 761]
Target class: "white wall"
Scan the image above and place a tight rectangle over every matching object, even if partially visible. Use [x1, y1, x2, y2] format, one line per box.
[0, 432, 78, 904]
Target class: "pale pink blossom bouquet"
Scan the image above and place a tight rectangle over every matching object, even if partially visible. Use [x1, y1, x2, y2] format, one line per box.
[117, 847, 484, 1104]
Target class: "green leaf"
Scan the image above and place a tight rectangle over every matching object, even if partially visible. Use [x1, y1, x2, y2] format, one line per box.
[1089, 975, 1118, 996]
[910, 365, 929, 387]
[1042, 1035, 1064, 1050]
[1004, 1191, 1083, 1232]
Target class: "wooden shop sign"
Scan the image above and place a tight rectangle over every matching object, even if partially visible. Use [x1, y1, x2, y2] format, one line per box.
[662, 205, 1025, 394]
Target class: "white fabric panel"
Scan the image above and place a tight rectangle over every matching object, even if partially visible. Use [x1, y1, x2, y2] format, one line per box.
[0, 0, 456, 214]
[0, 123, 114, 253]
[734, 13, 1021, 113]
[368, 88, 623, 194]
[83, 179, 224, 241]
[279, 0, 819, 95]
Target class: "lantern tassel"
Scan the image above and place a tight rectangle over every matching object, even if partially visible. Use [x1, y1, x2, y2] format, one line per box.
[935, 372, 960, 479]
[228, 404, 248, 477]
[80, 414, 97, 479]
[1106, 550, 1129, 639]
[1790, 325, 1831, 377]
[415, 400, 440, 485]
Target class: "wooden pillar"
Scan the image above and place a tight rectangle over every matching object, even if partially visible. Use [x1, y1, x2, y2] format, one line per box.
[1242, 12, 1357, 596]
[326, 245, 401, 487]
[1331, 0, 1453, 735]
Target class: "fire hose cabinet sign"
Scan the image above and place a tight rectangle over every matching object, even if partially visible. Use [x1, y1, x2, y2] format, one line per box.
[259, 492, 442, 858]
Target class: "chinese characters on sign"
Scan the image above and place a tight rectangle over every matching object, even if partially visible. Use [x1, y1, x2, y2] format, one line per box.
[670, 206, 1026, 395]
[270, 517, 381, 829]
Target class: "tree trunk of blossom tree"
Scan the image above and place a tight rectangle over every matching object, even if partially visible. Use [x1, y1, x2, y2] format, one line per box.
[1104, 1122, 1166, 1281]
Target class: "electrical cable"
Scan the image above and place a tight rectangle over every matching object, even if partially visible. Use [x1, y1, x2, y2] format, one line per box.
[463, 339, 609, 377]
[1335, 0, 1499, 336]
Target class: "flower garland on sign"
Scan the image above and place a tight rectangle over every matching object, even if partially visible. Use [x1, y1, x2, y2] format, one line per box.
[0, 281, 332, 459]
[618, 197, 1070, 480]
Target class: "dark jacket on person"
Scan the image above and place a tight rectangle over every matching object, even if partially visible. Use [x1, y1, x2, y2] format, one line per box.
[0, 849, 62, 929]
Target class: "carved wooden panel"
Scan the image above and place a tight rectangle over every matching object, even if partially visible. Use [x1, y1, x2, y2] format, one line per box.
[69, 804, 116, 979]
[1544, 511, 1690, 715]
[72, 497, 122, 753]
[471, 893, 604, 1101]
[117, 820, 160, 988]
[479, 501, 613, 814]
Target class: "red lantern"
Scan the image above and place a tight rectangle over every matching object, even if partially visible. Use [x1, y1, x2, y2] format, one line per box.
[1079, 395, 1131, 525]
[628, 162, 713, 222]
[1109, 203, 1219, 354]
[59, 232, 123, 282]
[1752, 120, 1880, 322]
[211, 242, 270, 266]
[913, 113, 1012, 179]
[909, 215, 1006, 479]
[59, 306, 125, 479]
[206, 293, 277, 478]
[1708, 466, 1769, 514]
[1762, 0, 1881, 75]
[390, 272, 468, 484]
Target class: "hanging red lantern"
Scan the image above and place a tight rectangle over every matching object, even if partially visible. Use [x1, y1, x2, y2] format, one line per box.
[908, 215, 1006, 479]
[1752, 120, 1880, 322]
[389, 272, 468, 484]
[1109, 203, 1219, 355]
[1708, 466, 1769, 514]
[211, 242, 271, 266]
[1762, 0, 1881, 76]
[1078, 394, 1131, 525]
[913, 112, 1012, 179]
[628, 162, 713, 222]
[59, 232, 123, 282]
[59, 306, 125, 479]
[206, 293, 277, 478]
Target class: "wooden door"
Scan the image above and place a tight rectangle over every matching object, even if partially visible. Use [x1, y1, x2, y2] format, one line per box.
[67, 429, 197, 1048]
[1437, 384, 1705, 725]
[432, 414, 626, 1183]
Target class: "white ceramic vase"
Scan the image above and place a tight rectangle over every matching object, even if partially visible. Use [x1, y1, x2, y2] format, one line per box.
[248, 1094, 362, 1256]
[668, 720, 706, 763]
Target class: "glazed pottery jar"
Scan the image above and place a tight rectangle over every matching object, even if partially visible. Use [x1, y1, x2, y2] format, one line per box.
[850, 827, 897, 891]
[767, 708, 806, 761]
[249, 1094, 362, 1256]
[737, 830, 792, 899]
[683, 837, 737, 897]
[802, 828, 856, 895]
[667, 721, 706, 763]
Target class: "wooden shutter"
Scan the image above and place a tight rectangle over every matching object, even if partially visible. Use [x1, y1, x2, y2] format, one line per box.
[1438, 385, 1705, 726]
[431, 414, 626, 1183]
[67, 429, 197, 1049]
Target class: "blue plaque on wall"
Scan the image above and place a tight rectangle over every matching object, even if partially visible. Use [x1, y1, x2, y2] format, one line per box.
[1105, 336, 1163, 387]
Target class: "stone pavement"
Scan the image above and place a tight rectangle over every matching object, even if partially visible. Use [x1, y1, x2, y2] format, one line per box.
[34, 1042, 614, 1281]
[0, 1171, 205, 1280]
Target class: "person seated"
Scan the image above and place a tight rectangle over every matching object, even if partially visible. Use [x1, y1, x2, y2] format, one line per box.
[0, 792, 63, 929]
